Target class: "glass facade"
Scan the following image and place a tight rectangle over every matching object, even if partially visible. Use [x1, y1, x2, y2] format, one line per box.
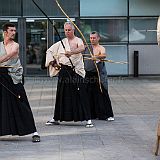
[26, 19, 47, 75]
[0, 0, 159, 76]
[129, 17, 158, 43]
[80, 0, 127, 16]
[0, 0, 21, 17]
[105, 45, 128, 75]
[80, 18, 128, 44]
[25, 18, 66, 75]
[23, 0, 79, 17]
[129, 0, 160, 16]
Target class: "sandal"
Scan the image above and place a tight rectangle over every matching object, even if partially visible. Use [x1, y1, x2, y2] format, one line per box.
[32, 135, 40, 143]
[85, 123, 94, 128]
[45, 121, 60, 125]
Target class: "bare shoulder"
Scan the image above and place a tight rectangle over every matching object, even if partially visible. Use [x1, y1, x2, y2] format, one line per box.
[75, 36, 80, 40]
[99, 45, 106, 53]
[12, 42, 19, 53]
[75, 36, 82, 42]
[13, 42, 19, 48]
[74, 36, 84, 46]
[11, 42, 19, 56]
[99, 45, 105, 50]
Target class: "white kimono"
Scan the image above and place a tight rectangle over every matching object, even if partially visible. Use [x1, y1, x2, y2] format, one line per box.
[0, 42, 23, 84]
[45, 38, 85, 78]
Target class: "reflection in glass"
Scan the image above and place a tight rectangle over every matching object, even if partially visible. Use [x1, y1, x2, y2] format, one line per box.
[129, 18, 158, 43]
[80, 19, 128, 44]
[26, 19, 47, 75]
[53, 20, 66, 43]
[129, 0, 160, 16]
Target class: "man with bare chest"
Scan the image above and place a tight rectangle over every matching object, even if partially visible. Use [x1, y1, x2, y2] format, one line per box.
[0, 23, 40, 142]
[84, 31, 114, 121]
[46, 22, 93, 127]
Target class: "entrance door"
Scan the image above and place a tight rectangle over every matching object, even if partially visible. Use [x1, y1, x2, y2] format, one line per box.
[26, 18, 47, 75]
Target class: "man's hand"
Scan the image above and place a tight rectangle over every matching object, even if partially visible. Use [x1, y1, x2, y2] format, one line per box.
[49, 60, 61, 70]
[54, 64, 61, 70]
[91, 56, 98, 61]
[65, 51, 73, 57]
[94, 53, 106, 60]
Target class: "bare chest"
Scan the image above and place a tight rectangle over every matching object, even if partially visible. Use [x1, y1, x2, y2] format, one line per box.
[4, 44, 14, 54]
[93, 47, 101, 55]
[68, 39, 78, 50]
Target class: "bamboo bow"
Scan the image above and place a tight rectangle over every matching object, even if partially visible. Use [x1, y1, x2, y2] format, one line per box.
[0, 65, 16, 68]
[83, 57, 128, 64]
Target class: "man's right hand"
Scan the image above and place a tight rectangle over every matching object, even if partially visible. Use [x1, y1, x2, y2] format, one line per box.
[91, 56, 98, 61]
[49, 60, 61, 70]
[54, 64, 61, 70]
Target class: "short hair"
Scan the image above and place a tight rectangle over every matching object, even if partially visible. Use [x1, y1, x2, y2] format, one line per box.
[64, 22, 75, 30]
[2, 23, 16, 32]
[90, 31, 100, 37]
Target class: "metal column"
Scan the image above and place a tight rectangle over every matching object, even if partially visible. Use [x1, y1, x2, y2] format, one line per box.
[18, 18, 26, 75]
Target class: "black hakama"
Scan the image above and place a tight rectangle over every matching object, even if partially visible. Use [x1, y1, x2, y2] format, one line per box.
[54, 65, 91, 122]
[0, 68, 37, 136]
[86, 71, 114, 120]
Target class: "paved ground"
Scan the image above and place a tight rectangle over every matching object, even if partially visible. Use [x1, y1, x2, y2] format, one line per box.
[1, 76, 160, 160]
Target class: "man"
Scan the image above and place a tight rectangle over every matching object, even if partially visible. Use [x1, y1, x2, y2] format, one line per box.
[84, 31, 114, 121]
[45, 22, 93, 127]
[0, 23, 40, 142]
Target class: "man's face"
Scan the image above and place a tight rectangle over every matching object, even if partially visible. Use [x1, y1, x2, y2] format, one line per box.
[90, 34, 100, 45]
[64, 24, 74, 38]
[5, 27, 16, 40]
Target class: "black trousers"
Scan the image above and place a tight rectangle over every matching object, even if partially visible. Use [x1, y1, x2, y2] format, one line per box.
[0, 68, 37, 136]
[54, 65, 92, 122]
[85, 71, 114, 120]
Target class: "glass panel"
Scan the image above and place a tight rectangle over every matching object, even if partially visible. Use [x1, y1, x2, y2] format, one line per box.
[105, 45, 128, 75]
[129, 17, 158, 43]
[23, 0, 79, 17]
[129, 0, 160, 16]
[26, 19, 47, 75]
[53, 19, 66, 43]
[80, 0, 127, 16]
[0, 0, 21, 16]
[80, 19, 128, 44]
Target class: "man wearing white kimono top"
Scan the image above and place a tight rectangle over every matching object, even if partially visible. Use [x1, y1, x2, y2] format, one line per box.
[45, 22, 93, 128]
